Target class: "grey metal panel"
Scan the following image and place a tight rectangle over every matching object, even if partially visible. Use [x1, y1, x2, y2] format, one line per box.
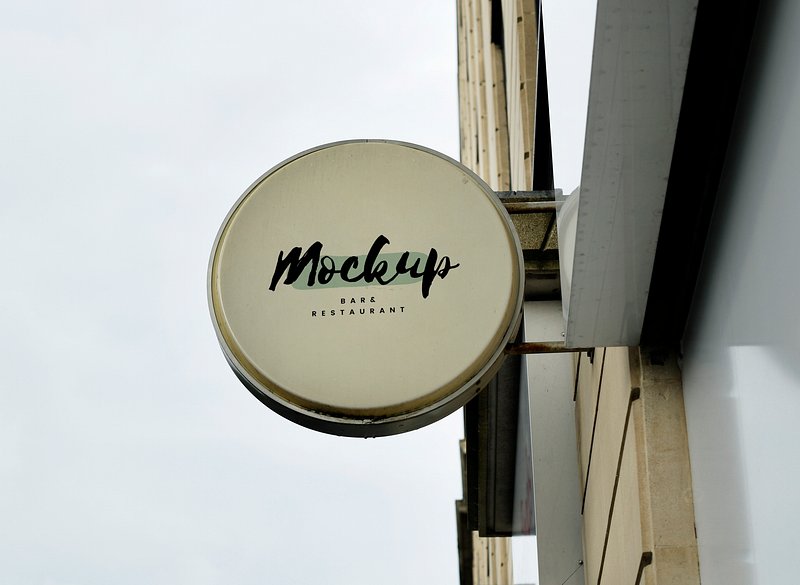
[565, 0, 698, 347]
[682, 1, 800, 582]
[522, 302, 584, 585]
[464, 341, 522, 536]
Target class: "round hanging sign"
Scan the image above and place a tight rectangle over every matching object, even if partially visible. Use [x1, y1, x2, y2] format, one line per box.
[208, 140, 523, 436]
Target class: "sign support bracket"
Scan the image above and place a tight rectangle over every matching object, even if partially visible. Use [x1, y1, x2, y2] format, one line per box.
[497, 190, 561, 214]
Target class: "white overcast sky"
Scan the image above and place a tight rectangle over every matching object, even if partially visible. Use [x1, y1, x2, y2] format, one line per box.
[1, 1, 593, 584]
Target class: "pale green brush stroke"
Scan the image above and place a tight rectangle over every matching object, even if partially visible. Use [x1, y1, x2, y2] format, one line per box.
[291, 252, 428, 290]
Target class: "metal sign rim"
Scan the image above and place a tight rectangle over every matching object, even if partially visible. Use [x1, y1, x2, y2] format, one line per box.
[207, 139, 525, 436]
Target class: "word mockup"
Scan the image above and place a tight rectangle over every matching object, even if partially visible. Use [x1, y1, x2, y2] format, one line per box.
[267, 235, 460, 298]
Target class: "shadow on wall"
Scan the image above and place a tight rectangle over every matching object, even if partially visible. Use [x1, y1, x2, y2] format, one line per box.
[681, 1, 800, 582]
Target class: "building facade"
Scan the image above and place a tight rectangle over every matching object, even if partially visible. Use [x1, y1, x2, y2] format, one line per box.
[456, 0, 799, 584]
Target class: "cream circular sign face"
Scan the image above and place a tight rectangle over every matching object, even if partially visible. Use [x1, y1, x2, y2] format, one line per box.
[209, 140, 523, 436]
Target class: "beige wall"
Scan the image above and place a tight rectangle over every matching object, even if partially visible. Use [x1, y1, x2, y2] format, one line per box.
[575, 347, 700, 585]
[471, 534, 513, 585]
[458, 0, 541, 190]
